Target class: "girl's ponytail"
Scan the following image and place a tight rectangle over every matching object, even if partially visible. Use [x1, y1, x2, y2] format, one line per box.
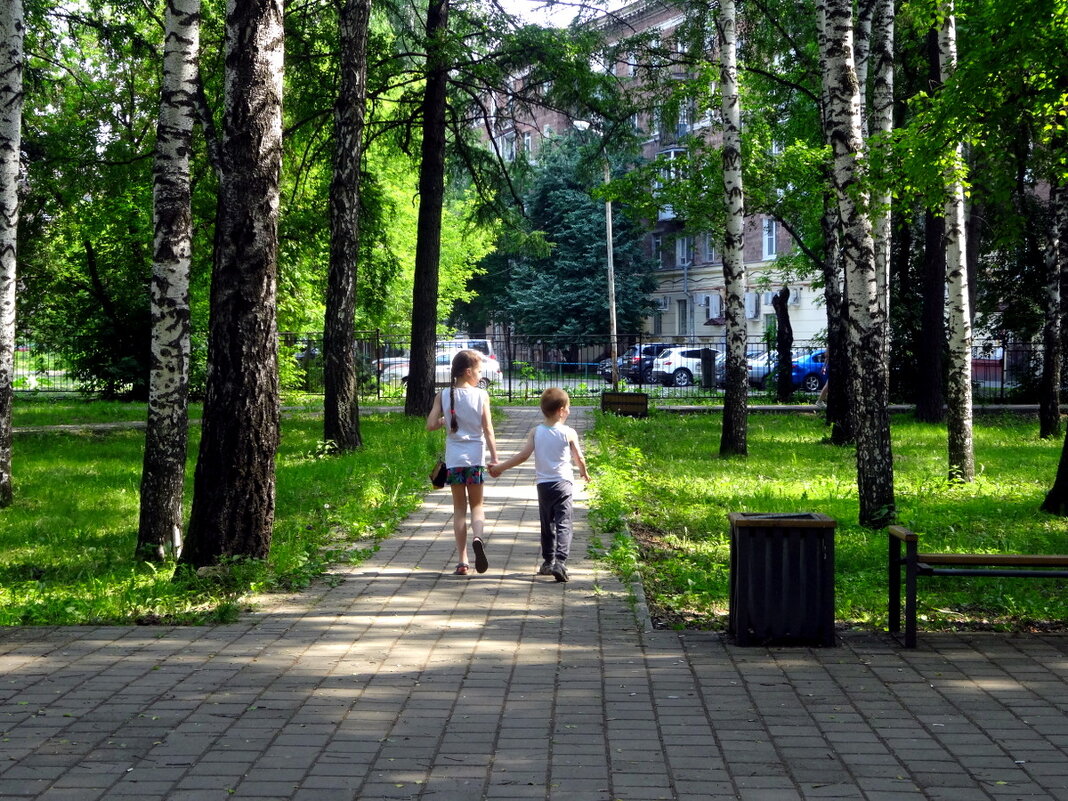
[448, 349, 480, 433]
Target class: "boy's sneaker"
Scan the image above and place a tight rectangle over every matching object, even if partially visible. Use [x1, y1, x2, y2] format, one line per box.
[539, 561, 555, 576]
[551, 562, 569, 583]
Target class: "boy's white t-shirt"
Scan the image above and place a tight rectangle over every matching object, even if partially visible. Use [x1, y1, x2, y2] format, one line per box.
[533, 423, 576, 484]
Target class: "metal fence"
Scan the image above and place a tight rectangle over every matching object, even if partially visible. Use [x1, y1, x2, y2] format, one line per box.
[12, 333, 1044, 404]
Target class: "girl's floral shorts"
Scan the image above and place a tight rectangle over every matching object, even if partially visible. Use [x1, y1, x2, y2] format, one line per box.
[446, 466, 485, 485]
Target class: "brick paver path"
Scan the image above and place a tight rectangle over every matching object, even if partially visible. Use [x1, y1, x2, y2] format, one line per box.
[3, 407, 1068, 800]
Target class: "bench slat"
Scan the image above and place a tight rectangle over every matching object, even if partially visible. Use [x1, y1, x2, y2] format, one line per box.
[918, 553, 1068, 567]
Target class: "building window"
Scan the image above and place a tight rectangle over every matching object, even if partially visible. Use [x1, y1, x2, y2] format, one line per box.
[762, 218, 778, 260]
[522, 131, 534, 161]
[677, 103, 691, 137]
[502, 131, 517, 162]
[653, 311, 663, 335]
[702, 232, 718, 263]
[651, 234, 663, 266]
[676, 298, 688, 335]
[676, 236, 694, 267]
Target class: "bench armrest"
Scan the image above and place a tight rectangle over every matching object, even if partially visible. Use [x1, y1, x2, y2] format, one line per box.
[888, 525, 917, 543]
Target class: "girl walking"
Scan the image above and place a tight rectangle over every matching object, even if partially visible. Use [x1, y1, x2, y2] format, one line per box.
[426, 349, 498, 575]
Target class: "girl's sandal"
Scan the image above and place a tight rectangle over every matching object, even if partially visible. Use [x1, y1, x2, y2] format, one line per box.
[453, 563, 470, 575]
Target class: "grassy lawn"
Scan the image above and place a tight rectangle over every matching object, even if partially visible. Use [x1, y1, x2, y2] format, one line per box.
[2, 401, 436, 625]
[586, 410, 1068, 634]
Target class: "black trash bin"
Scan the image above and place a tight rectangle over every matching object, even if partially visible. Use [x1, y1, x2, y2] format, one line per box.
[728, 512, 836, 647]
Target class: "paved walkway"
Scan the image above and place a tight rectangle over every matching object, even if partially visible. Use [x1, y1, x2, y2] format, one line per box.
[3, 407, 1068, 801]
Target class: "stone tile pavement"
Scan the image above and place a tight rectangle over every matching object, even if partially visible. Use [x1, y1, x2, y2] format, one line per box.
[2, 406, 1068, 800]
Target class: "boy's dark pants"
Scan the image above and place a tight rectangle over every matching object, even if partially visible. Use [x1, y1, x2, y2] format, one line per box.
[537, 480, 574, 564]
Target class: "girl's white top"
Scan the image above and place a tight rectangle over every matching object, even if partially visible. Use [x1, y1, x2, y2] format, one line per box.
[534, 423, 575, 484]
[442, 387, 489, 467]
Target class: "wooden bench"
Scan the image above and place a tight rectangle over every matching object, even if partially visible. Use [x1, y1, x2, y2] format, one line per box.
[888, 525, 1068, 648]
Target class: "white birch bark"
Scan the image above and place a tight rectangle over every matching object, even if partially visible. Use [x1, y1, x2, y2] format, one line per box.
[138, 0, 200, 559]
[0, 0, 24, 508]
[870, 0, 894, 341]
[940, 1, 974, 481]
[718, 0, 747, 456]
[854, 0, 874, 140]
[818, 0, 895, 527]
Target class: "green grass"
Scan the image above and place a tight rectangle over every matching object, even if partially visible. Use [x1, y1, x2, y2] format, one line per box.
[1, 404, 436, 625]
[586, 410, 1068, 634]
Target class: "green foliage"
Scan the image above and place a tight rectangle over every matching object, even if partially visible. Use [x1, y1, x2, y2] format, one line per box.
[0, 408, 434, 624]
[489, 135, 659, 337]
[588, 411, 1068, 632]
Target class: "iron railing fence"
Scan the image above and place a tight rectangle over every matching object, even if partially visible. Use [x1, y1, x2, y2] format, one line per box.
[11, 334, 1044, 404]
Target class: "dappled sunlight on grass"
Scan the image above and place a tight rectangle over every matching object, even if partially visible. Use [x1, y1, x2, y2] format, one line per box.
[2, 408, 436, 625]
[588, 410, 1068, 633]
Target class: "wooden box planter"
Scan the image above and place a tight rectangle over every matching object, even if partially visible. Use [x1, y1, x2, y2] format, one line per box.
[601, 391, 649, 418]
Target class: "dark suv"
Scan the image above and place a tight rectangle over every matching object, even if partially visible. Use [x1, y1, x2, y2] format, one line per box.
[600, 342, 674, 384]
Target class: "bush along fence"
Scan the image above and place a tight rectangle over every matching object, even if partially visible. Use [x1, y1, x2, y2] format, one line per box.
[12, 333, 1046, 405]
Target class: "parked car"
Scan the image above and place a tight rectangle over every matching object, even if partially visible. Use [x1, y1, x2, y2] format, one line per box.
[791, 349, 828, 392]
[746, 351, 779, 388]
[597, 342, 673, 383]
[436, 338, 496, 360]
[746, 349, 828, 391]
[380, 350, 500, 389]
[651, 346, 725, 387]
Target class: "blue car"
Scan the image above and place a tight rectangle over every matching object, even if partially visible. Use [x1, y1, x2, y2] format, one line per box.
[791, 349, 828, 392]
[747, 348, 828, 391]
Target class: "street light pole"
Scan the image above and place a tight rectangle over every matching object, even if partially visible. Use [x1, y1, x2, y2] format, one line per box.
[574, 120, 620, 391]
[603, 159, 619, 391]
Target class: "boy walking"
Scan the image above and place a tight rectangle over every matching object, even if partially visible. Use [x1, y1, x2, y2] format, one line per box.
[489, 388, 589, 582]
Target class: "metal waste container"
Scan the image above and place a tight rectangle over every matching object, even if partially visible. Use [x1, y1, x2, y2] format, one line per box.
[728, 512, 836, 647]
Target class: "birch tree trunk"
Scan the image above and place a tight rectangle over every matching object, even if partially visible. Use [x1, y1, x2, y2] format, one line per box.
[1039, 181, 1065, 439]
[939, 2, 974, 482]
[0, 0, 24, 508]
[718, 0, 747, 457]
[324, 0, 371, 451]
[821, 195, 853, 445]
[404, 0, 449, 418]
[819, 0, 895, 527]
[182, 0, 283, 567]
[870, 0, 894, 341]
[137, 0, 199, 560]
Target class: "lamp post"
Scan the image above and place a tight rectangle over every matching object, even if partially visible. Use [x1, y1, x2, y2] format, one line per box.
[574, 121, 619, 390]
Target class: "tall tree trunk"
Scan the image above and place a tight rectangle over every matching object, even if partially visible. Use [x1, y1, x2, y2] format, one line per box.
[771, 287, 794, 403]
[137, 0, 199, 561]
[404, 0, 449, 418]
[821, 194, 852, 444]
[718, 0, 747, 457]
[854, 0, 874, 139]
[1042, 190, 1068, 513]
[819, 0, 895, 528]
[182, 0, 284, 567]
[870, 0, 894, 359]
[1039, 181, 1065, 439]
[939, 1, 974, 482]
[0, 0, 24, 508]
[915, 28, 945, 423]
[324, 0, 371, 450]
[916, 210, 946, 422]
